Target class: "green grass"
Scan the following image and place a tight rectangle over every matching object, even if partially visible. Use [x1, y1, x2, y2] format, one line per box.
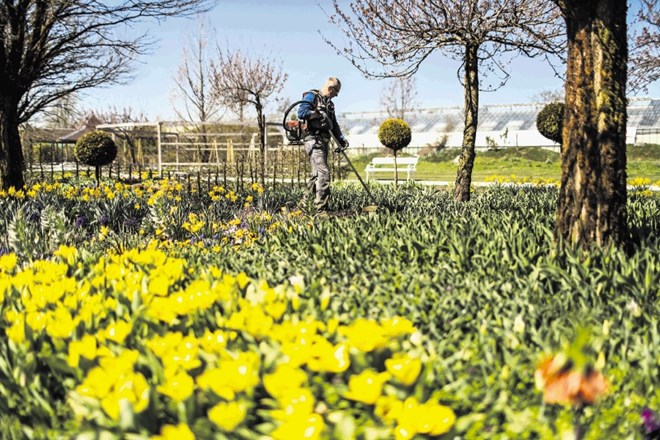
[347, 144, 660, 182]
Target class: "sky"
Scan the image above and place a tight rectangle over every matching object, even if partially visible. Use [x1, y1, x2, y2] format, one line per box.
[80, 0, 659, 122]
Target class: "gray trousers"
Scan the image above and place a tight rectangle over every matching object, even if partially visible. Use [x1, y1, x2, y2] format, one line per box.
[304, 135, 331, 212]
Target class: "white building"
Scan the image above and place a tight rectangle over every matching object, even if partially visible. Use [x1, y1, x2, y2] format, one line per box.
[338, 97, 660, 155]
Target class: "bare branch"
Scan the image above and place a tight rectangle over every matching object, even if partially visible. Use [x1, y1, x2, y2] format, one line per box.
[379, 76, 418, 121]
[211, 46, 287, 121]
[322, 0, 565, 87]
[0, 0, 215, 124]
[170, 16, 225, 123]
[629, 0, 660, 93]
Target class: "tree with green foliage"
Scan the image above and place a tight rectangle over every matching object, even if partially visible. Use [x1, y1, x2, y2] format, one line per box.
[552, 0, 629, 248]
[0, 0, 214, 190]
[75, 131, 117, 186]
[378, 118, 412, 186]
[536, 102, 565, 145]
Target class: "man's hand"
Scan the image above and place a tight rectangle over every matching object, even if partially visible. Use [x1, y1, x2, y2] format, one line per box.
[315, 109, 331, 130]
[334, 138, 349, 153]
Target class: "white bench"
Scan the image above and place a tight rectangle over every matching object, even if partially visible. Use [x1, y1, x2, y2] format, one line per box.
[365, 156, 419, 181]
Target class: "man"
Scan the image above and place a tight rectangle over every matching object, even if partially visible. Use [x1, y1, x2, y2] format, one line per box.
[297, 77, 349, 214]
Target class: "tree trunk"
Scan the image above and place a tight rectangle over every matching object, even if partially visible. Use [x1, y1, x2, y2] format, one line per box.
[555, 0, 628, 248]
[0, 99, 26, 190]
[454, 44, 480, 202]
[394, 149, 399, 188]
[256, 103, 266, 185]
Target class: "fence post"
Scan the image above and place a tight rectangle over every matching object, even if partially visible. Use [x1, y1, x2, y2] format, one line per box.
[156, 121, 163, 178]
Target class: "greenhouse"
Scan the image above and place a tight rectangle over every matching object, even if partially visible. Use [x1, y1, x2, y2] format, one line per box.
[339, 97, 660, 154]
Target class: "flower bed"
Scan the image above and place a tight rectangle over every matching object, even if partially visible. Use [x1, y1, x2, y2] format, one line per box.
[0, 177, 659, 439]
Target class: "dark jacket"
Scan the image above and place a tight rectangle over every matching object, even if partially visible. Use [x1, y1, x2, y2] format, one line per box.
[297, 90, 346, 143]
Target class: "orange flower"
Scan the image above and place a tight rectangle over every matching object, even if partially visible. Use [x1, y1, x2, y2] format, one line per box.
[535, 356, 607, 406]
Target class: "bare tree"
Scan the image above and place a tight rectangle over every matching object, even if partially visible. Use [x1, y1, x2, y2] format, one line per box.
[630, 0, 660, 93]
[552, 0, 629, 248]
[325, 0, 564, 201]
[531, 89, 565, 103]
[0, 0, 215, 190]
[211, 47, 287, 182]
[41, 94, 82, 128]
[172, 18, 224, 123]
[171, 17, 224, 162]
[380, 76, 418, 122]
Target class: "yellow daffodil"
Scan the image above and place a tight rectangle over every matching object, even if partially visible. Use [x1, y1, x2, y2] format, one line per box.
[25, 311, 47, 332]
[272, 413, 325, 440]
[145, 297, 178, 324]
[0, 253, 18, 273]
[157, 370, 195, 402]
[306, 338, 350, 373]
[339, 318, 388, 352]
[380, 316, 415, 337]
[395, 397, 456, 437]
[208, 401, 247, 431]
[99, 320, 132, 344]
[197, 352, 260, 399]
[160, 334, 201, 371]
[270, 388, 315, 420]
[264, 365, 308, 400]
[236, 272, 250, 289]
[422, 401, 456, 436]
[385, 354, 422, 386]
[151, 423, 196, 440]
[6, 314, 26, 343]
[76, 367, 113, 399]
[394, 424, 415, 440]
[45, 306, 75, 339]
[146, 332, 183, 358]
[148, 275, 171, 297]
[199, 329, 229, 354]
[99, 372, 150, 420]
[343, 370, 391, 405]
[375, 395, 404, 424]
[67, 334, 98, 367]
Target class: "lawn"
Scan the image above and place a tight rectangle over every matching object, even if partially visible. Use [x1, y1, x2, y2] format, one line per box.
[347, 144, 660, 183]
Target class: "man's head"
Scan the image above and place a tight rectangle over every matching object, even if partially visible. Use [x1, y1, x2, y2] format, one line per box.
[321, 77, 341, 98]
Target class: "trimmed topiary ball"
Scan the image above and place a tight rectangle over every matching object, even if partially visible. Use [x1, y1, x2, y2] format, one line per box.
[378, 118, 412, 152]
[536, 102, 565, 145]
[75, 131, 117, 167]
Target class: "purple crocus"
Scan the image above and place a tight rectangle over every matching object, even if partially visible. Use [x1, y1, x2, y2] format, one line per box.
[74, 216, 88, 228]
[642, 408, 660, 439]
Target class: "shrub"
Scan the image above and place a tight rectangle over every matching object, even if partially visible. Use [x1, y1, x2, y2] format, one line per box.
[75, 131, 117, 167]
[74, 131, 117, 183]
[378, 118, 412, 152]
[536, 102, 565, 144]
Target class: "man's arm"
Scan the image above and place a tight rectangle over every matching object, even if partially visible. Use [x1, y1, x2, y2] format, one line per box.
[330, 112, 346, 145]
[297, 92, 317, 120]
